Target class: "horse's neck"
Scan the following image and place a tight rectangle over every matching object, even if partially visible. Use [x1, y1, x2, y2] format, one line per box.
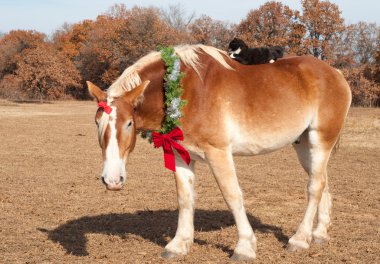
[133, 56, 207, 131]
[134, 62, 166, 131]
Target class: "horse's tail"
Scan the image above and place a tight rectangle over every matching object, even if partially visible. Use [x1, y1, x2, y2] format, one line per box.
[332, 67, 350, 157]
[335, 68, 344, 76]
[332, 135, 341, 155]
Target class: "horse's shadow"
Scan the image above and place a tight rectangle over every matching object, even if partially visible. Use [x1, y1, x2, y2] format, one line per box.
[38, 209, 288, 256]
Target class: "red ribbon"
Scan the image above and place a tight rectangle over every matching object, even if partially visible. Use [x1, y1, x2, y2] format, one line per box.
[98, 101, 112, 114]
[152, 127, 191, 172]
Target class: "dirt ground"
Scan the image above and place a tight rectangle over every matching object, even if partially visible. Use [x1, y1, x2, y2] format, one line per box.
[0, 100, 379, 264]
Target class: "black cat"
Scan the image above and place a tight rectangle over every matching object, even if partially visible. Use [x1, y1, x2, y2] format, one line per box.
[228, 38, 284, 65]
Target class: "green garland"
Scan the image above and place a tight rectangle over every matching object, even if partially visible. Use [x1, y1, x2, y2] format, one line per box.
[160, 46, 187, 133]
[141, 46, 186, 141]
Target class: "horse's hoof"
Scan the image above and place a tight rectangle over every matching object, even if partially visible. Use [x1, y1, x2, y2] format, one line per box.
[286, 241, 309, 252]
[161, 250, 183, 260]
[287, 244, 299, 252]
[313, 236, 330, 245]
[230, 253, 255, 262]
[313, 230, 330, 245]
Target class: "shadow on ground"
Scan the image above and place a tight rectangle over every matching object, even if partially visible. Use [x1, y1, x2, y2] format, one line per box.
[39, 209, 288, 256]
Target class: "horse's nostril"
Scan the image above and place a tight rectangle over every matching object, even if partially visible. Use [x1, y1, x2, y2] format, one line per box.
[120, 176, 125, 183]
[101, 177, 106, 185]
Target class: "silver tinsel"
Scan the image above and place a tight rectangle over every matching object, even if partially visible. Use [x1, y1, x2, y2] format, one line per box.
[167, 97, 182, 119]
[164, 56, 182, 120]
[168, 57, 181, 81]
[169, 109, 181, 119]
[171, 97, 181, 109]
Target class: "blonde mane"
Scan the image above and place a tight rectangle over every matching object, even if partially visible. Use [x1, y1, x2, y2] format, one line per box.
[107, 44, 233, 98]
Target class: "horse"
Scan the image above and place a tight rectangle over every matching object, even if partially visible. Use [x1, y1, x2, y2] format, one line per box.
[86, 44, 351, 261]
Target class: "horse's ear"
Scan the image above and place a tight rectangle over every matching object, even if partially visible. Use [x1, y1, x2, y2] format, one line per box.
[126, 80, 151, 106]
[87, 81, 106, 102]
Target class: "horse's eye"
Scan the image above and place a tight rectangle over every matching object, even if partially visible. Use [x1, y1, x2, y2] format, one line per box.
[126, 120, 133, 129]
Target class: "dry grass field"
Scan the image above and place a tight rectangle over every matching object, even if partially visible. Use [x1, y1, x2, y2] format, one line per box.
[0, 100, 379, 263]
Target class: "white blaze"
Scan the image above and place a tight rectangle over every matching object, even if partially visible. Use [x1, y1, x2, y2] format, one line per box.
[101, 104, 126, 184]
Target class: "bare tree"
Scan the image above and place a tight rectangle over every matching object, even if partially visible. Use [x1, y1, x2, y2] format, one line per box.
[334, 24, 356, 68]
[350, 22, 379, 65]
[104, 3, 129, 18]
[160, 3, 196, 32]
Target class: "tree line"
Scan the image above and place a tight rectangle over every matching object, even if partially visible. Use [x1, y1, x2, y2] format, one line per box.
[0, 0, 379, 106]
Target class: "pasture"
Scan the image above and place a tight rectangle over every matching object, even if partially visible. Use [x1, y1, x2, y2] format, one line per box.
[1, 100, 379, 263]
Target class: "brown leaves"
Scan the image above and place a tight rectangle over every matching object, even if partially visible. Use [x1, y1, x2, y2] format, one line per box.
[0, 30, 81, 102]
[65, 5, 185, 89]
[235, 0, 347, 60]
[234, 0, 379, 106]
[236, 1, 300, 49]
[342, 66, 380, 106]
[189, 15, 234, 49]
[15, 44, 81, 101]
[301, 0, 345, 61]
[0, 30, 46, 78]
[0, 2, 378, 106]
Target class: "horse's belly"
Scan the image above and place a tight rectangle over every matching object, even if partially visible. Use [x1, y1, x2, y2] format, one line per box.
[227, 115, 308, 156]
[230, 134, 292, 155]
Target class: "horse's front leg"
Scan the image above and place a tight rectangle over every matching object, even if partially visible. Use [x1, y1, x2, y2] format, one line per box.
[162, 157, 196, 259]
[206, 147, 257, 261]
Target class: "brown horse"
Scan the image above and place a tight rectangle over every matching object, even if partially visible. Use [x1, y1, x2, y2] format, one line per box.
[87, 44, 351, 261]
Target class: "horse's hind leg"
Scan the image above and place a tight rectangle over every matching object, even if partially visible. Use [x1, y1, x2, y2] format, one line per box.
[313, 181, 332, 244]
[205, 147, 256, 261]
[162, 157, 196, 259]
[288, 128, 336, 251]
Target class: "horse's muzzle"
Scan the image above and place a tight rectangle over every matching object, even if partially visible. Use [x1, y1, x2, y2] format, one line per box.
[102, 176, 124, 191]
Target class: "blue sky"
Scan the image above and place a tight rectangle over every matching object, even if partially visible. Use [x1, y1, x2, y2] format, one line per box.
[0, 0, 379, 35]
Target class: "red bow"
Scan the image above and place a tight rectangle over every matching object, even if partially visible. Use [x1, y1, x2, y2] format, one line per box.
[152, 127, 191, 172]
[98, 101, 112, 114]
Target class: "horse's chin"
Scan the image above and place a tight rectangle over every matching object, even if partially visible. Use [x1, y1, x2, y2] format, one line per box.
[106, 185, 123, 191]
[105, 182, 124, 191]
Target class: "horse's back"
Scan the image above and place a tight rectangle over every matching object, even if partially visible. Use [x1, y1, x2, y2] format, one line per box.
[223, 55, 351, 131]
[228, 55, 350, 102]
